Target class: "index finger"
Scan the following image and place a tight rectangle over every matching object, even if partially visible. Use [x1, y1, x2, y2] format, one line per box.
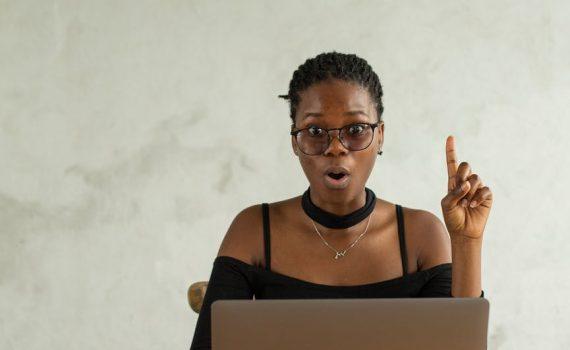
[446, 135, 458, 191]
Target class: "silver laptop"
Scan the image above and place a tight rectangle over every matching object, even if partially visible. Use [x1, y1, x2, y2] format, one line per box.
[212, 298, 489, 350]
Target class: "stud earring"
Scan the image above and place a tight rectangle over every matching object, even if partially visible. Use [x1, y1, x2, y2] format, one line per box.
[377, 150, 383, 156]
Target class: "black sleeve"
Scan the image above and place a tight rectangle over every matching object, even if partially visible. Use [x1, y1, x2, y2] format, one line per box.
[189, 258, 255, 350]
[418, 263, 485, 298]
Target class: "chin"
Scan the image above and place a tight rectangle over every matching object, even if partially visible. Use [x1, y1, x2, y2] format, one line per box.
[313, 177, 360, 200]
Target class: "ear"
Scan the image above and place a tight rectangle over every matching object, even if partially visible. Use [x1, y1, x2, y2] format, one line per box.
[377, 121, 384, 150]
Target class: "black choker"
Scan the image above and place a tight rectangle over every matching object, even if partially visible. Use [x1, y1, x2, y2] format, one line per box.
[301, 187, 376, 229]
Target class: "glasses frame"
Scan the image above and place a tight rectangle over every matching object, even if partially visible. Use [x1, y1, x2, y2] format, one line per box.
[290, 121, 381, 156]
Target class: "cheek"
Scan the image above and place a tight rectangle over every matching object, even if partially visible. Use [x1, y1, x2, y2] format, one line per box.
[353, 151, 377, 177]
[298, 156, 318, 173]
[298, 156, 329, 183]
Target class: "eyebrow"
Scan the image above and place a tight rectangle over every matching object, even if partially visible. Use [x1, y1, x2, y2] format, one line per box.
[303, 110, 369, 119]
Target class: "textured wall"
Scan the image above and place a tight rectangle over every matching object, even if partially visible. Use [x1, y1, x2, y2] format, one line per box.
[1, 1, 569, 349]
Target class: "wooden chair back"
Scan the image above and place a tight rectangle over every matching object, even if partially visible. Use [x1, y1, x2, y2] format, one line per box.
[188, 281, 208, 313]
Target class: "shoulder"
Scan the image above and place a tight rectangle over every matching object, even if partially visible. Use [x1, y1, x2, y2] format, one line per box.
[216, 204, 265, 266]
[215, 196, 302, 267]
[400, 206, 452, 271]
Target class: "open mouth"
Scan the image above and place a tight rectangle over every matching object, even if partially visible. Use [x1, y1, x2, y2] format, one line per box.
[324, 166, 350, 186]
[327, 172, 347, 180]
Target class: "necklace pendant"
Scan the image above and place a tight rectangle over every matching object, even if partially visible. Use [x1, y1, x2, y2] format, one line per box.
[334, 252, 345, 259]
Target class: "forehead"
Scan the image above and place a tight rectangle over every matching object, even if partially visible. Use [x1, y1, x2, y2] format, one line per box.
[296, 79, 373, 116]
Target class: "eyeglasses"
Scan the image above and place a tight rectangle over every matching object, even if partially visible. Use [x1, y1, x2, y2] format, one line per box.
[290, 122, 381, 156]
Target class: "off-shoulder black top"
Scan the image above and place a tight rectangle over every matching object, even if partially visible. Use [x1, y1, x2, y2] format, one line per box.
[189, 203, 484, 349]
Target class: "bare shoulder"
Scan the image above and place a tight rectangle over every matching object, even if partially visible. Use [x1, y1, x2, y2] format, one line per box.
[401, 206, 452, 270]
[216, 204, 264, 266]
[216, 196, 302, 267]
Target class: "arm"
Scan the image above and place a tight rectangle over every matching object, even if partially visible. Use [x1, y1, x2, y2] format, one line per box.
[190, 205, 262, 349]
[450, 237, 482, 297]
[414, 210, 484, 298]
[189, 257, 255, 350]
[441, 135, 493, 298]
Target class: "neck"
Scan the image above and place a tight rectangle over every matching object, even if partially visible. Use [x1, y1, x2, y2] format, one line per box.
[309, 189, 366, 216]
[301, 186, 377, 230]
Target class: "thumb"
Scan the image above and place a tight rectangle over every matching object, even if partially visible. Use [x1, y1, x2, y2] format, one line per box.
[443, 181, 470, 208]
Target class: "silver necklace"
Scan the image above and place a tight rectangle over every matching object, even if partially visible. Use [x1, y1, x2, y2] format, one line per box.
[310, 212, 373, 260]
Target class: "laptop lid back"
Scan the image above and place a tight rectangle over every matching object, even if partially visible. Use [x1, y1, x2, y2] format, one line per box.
[212, 298, 489, 350]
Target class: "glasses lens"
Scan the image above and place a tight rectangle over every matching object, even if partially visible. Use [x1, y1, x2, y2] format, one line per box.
[341, 124, 374, 151]
[296, 127, 328, 155]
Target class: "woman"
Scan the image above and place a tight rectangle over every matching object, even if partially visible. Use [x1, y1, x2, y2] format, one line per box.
[190, 51, 493, 349]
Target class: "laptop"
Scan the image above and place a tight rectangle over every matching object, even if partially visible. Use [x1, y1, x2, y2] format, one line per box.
[212, 298, 489, 350]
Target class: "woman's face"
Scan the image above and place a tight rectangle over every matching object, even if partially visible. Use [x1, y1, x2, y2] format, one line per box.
[291, 78, 384, 202]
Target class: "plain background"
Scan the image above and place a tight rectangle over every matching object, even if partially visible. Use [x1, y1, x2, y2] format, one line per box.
[1, 1, 569, 349]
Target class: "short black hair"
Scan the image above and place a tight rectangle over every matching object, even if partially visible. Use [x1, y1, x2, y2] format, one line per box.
[279, 51, 384, 127]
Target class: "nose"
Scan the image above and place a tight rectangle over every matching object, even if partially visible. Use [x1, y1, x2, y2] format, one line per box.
[323, 129, 348, 156]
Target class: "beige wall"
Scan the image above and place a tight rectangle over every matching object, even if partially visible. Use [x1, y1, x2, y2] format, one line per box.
[1, 0, 569, 349]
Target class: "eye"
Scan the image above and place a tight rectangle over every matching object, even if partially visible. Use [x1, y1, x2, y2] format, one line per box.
[347, 124, 366, 135]
[307, 125, 325, 136]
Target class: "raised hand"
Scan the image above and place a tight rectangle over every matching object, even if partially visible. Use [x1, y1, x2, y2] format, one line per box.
[441, 135, 493, 241]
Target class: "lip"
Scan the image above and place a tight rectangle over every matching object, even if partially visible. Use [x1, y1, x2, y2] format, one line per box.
[323, 166, 351, 176]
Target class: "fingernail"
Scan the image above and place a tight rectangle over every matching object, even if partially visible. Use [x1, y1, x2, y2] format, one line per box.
[470, 201, 477, 208]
